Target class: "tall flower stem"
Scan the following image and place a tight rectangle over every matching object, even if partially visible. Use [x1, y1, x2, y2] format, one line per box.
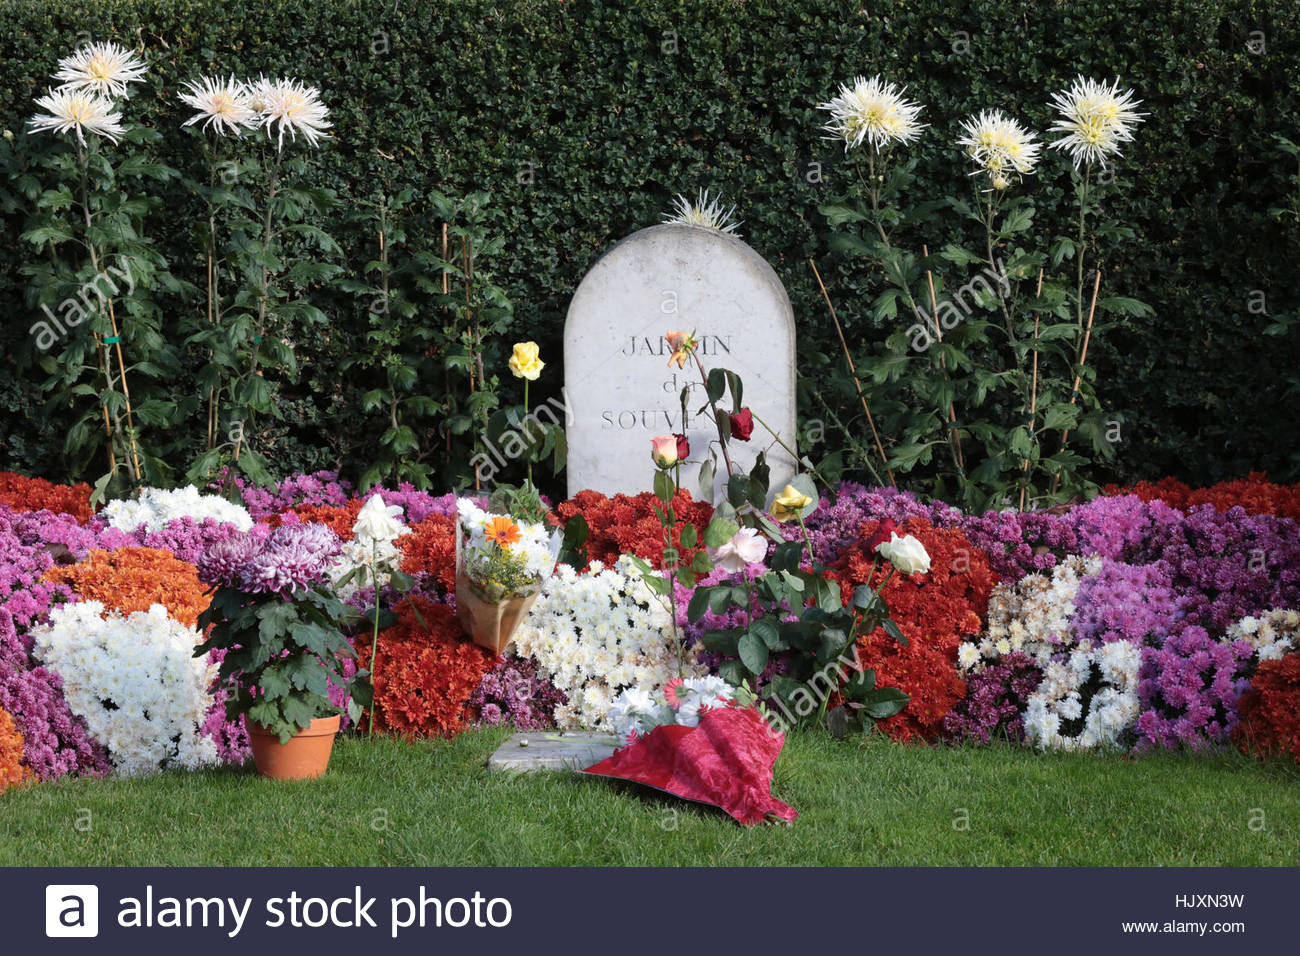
[807, 258, 895, 487]
[1018, 269, 1046, 511]
[1050, 268, 1102, 498]
[921, 246, 966, 474]
[367, 539, 381, 740]
[234, 148, 282, 462]
[1075, 162, 1092, 334]
[857, 155, 965, 476]
[523, 377, 532, 489]
[687, 348, 736, 479]
[795, 513, 817, 568]
[77, 143, 139, 481]
[749, 408, 833, 492]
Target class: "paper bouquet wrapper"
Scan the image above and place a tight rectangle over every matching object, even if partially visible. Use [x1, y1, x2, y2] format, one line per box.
[583, 705, 798, 826]
[454, 520, 543, 656]
[455, 576, 538, 657]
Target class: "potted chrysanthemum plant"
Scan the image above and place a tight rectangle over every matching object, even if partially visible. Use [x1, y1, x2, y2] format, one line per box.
[195, 523, 364, 779]
[455, 498, 560, 655]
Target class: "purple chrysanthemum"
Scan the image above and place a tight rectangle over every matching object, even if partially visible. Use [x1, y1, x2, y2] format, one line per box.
[943, 652, 1043, 745]
[1135, 626, 1254, 750]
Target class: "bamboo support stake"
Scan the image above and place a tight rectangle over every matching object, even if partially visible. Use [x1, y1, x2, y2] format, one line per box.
[105, 298, 142, 481]
[1018, 268, 1045, 512]
[922, 244, 965, 473]
[808, 258, 895, 487]
[1050, 267, 1102, 498]
[463, 234, 485, 491]
[442, 222, 453, 455]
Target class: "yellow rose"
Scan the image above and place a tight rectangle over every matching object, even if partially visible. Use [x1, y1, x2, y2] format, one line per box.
[771, 484, 813, 522]
[508, 341, 544, 380]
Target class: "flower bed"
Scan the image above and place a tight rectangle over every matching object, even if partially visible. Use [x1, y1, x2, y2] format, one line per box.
[0, 469, 1298, 786]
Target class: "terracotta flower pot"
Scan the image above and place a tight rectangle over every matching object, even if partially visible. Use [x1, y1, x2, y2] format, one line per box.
[455, 574, 538, 656]
[244, 714, 340, 780]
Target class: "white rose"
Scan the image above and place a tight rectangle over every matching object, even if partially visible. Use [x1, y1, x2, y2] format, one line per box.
[874, 532, 931, 575]
[353, 493, 407, 545]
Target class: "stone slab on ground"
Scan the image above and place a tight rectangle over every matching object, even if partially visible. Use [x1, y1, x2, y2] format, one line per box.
[487, 731, 622, 773]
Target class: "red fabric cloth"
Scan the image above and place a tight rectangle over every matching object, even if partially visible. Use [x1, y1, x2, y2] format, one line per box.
[582, 706, 797, 826]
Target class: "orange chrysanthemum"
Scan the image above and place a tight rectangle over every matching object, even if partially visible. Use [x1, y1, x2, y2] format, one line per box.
[483, 516, 522, 549]
[268, 500, 365, 539]
[43, 547, 211, 629]
[0, 706, 32, 793]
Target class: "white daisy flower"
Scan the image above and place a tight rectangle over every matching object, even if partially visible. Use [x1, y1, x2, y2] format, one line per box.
[179, 75, 257, 136]
[663, 188, 742, 236]
[28, 87, 125, 146]
[1047, 75, 1146, 169]
[53, 41, 147, 98]
[252, 77, 332, 150]
[818, 74, 926, 152]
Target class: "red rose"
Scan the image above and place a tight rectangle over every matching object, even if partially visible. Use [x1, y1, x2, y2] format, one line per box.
[729, 407, 754, 441]
[674, 433, 690, 459]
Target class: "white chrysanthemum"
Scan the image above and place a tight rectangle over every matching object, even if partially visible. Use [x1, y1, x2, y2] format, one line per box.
[53, 41, 147, 98]
[972, 554, 1102, 671]
[28, 87, 124, 147]
[251, 76, 332, 150]
[30, 602, 218, 777]
[1023, 640, 1140, 752]
[1225, 608, 1299, 663]
[512, 556, 703, 729]
[663, 189, 742, 236]
[818, 75, 926, 152]
[179, 75, 257, 136]
[1047, 75, 1145, 169]
[101, 485, 254, 532]
[957, 109, 1041, 186]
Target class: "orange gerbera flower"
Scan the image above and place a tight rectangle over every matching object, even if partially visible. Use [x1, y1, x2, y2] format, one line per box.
[483, 516, 522, 549]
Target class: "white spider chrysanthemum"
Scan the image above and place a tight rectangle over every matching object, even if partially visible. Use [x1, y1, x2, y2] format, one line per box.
[663, 188, 742, 236]
[53, 41, 148, 98]
[1047, 76, 1146, 169]
[28, 87, 125, 146]
[818, 75, 926, 152]
[957, 109, 1041, 187]
[179, 75, 256, 136]
[252, 77, 332, 150]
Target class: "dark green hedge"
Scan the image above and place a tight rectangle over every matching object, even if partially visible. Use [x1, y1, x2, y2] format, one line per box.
[1, 0, 1297, 489]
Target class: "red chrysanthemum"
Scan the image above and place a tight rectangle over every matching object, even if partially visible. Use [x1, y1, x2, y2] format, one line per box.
[358, 596, 494, 739]
[1234, 654, 1300, 767]
[555, 488, 714, 569]
[0, 472, 92, 522]
[398, 515, 457, 593]
[834, 517, 997, 742]
[1104, 472, 1300, 521]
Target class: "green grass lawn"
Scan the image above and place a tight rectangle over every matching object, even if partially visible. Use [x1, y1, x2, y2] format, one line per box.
[2, 729, 1297, 866]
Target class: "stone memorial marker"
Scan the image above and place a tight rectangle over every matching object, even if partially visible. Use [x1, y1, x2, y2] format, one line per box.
[487, 731, 620, 773]
[563, 223, 798, 501]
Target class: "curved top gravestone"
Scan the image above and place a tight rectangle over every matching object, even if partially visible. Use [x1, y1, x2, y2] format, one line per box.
[563, 223, 797, 501]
